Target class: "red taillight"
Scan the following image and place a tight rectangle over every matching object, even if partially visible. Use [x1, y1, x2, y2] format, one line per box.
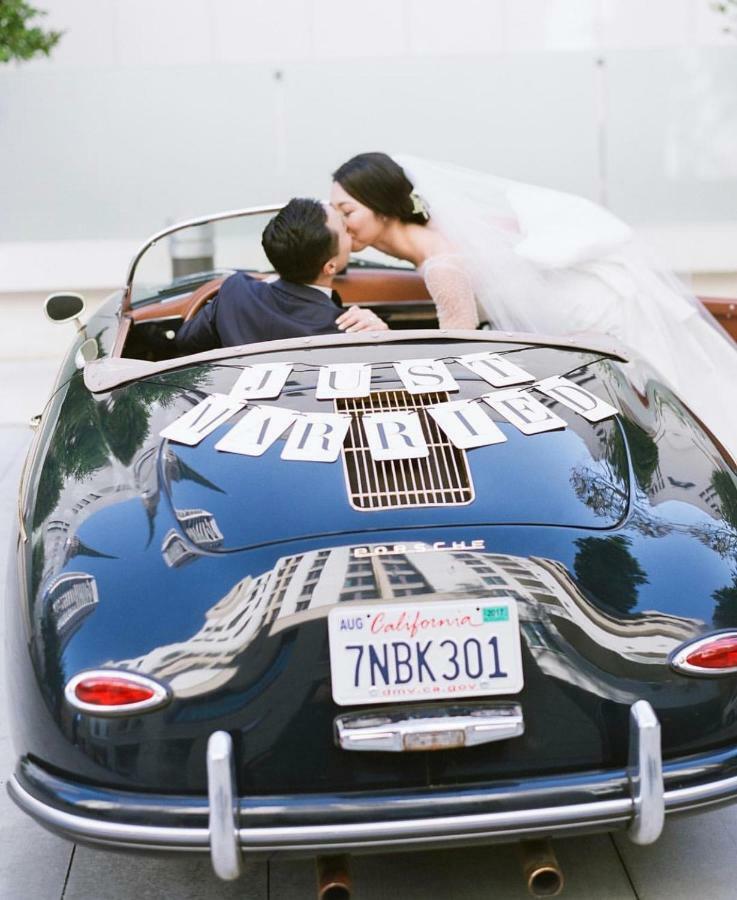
[672, 633, 737, 675]
[65, 670, 169, 714]
[75, 677, 155, 707]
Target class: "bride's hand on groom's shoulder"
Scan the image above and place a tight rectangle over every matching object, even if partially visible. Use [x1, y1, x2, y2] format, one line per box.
[336, 307, 389, 333]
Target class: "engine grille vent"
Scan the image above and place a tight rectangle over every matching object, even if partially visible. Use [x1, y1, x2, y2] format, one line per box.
[336, 389, 475, 510]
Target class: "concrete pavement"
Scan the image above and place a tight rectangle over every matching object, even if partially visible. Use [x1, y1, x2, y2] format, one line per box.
[2, 293, 737, 899]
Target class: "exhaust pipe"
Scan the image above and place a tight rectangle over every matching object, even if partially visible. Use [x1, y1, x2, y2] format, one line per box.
[519, 839, 564, 896]
[316, 855, 351, 900]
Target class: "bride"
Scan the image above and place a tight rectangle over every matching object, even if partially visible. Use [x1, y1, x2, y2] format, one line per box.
[330, 151, 737, 459]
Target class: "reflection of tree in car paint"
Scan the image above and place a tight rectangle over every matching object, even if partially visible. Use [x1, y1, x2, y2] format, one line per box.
[573, 535, 648, 616]
[33, 369, 210, 529]
[710, 468, 737, 627]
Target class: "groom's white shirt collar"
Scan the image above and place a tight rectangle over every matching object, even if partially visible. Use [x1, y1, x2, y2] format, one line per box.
[306, 284, 332, 298]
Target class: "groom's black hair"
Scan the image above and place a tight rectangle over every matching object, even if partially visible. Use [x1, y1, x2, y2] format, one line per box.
[262, 198, 338, 283]
[332, 152, 428, 225]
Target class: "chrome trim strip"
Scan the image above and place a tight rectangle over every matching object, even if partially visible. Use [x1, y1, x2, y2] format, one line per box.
[9, 759, 737, 857]
[207, 732, 242, 880]
[7, 776, 209, 848]
[84, 330, 630, 394]
[336, 704, 523, 752]
[627, 700, 664, 845]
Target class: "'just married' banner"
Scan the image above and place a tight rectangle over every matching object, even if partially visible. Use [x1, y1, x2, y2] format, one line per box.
[160, 354, 618, 461]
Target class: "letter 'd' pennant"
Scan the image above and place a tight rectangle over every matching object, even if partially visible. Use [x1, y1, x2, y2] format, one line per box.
[362, 411, 430, 460]
[534, 376, 619, 422]
[427, 400, 507, 449]
[160, 394, 244, 446]
[483, 389, 566, 435]
[215, 405, 298, 456]
[281, 413, 351, 462]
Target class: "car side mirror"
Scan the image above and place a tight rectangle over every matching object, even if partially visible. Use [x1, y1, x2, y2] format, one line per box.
[45, 293, 86, 331]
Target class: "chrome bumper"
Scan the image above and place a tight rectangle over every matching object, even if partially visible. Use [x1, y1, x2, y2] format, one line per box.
[8, 701, 737, 882]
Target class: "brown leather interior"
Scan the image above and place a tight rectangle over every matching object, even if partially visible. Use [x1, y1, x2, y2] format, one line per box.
[119, 268, 737, 352]
[700, 297, 737, 341]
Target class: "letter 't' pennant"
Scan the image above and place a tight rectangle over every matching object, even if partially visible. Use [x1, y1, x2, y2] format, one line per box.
[362, 411, 430, 460]
[426, 400, 507, 449]
[534, 376, 619, 422]
[456, 351, 535, 387]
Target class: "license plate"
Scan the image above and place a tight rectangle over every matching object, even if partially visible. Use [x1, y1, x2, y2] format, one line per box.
[328, 597, 523, 706]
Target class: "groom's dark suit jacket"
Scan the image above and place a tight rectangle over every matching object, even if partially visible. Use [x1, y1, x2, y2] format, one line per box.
[175, 272, 343, 354]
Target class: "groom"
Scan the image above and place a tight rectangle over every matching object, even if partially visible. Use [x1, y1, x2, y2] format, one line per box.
[175, 198, 387, 354]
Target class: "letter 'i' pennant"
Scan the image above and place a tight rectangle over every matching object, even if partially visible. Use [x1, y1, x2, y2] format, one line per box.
[426, 400, 507, 449]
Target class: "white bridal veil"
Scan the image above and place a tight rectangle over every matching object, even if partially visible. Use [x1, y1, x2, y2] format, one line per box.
[394, 154, 737, 459]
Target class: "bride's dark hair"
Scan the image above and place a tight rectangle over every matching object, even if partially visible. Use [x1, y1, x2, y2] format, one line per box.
[332, 152, 429, 225]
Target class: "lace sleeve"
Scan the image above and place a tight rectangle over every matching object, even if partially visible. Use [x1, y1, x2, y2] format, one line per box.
[422, 259, 480, 329]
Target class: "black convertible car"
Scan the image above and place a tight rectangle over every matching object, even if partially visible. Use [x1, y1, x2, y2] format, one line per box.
[6, 207, 737, 897]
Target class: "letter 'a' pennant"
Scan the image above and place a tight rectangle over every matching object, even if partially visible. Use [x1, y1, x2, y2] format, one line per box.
[215, 406, 298, 456]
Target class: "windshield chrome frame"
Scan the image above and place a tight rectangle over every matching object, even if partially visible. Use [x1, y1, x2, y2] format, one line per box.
[123, 204, 285, 311]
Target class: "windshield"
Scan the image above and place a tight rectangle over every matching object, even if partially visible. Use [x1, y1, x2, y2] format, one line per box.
[128, 208, 277, 307]
[126, 207, 412, 308]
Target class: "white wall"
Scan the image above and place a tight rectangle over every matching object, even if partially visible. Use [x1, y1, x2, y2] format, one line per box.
[1, 0, 736, 289]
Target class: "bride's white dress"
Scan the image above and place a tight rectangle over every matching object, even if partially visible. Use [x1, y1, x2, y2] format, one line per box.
[396, 154, 737, 459]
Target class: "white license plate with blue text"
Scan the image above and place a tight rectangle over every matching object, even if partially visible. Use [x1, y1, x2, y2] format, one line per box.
[328, 598, 524, 706]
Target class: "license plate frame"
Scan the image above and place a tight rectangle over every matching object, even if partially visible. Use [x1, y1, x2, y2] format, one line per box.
[328, 597, 524, 706]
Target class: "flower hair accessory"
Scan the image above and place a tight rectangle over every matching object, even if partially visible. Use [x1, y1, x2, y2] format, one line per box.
[409, 190, 430, 221]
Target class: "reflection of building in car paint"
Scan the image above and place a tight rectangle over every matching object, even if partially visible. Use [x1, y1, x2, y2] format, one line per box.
[161, 509, 223, 567]
[113, 544, 701, 699]
[43, 572, 99, 642]
[174, 508, 223, 549]
[161, 529, 199, 569]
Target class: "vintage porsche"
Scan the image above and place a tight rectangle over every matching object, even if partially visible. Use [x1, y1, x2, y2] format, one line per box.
[6, 207, 737, 897]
